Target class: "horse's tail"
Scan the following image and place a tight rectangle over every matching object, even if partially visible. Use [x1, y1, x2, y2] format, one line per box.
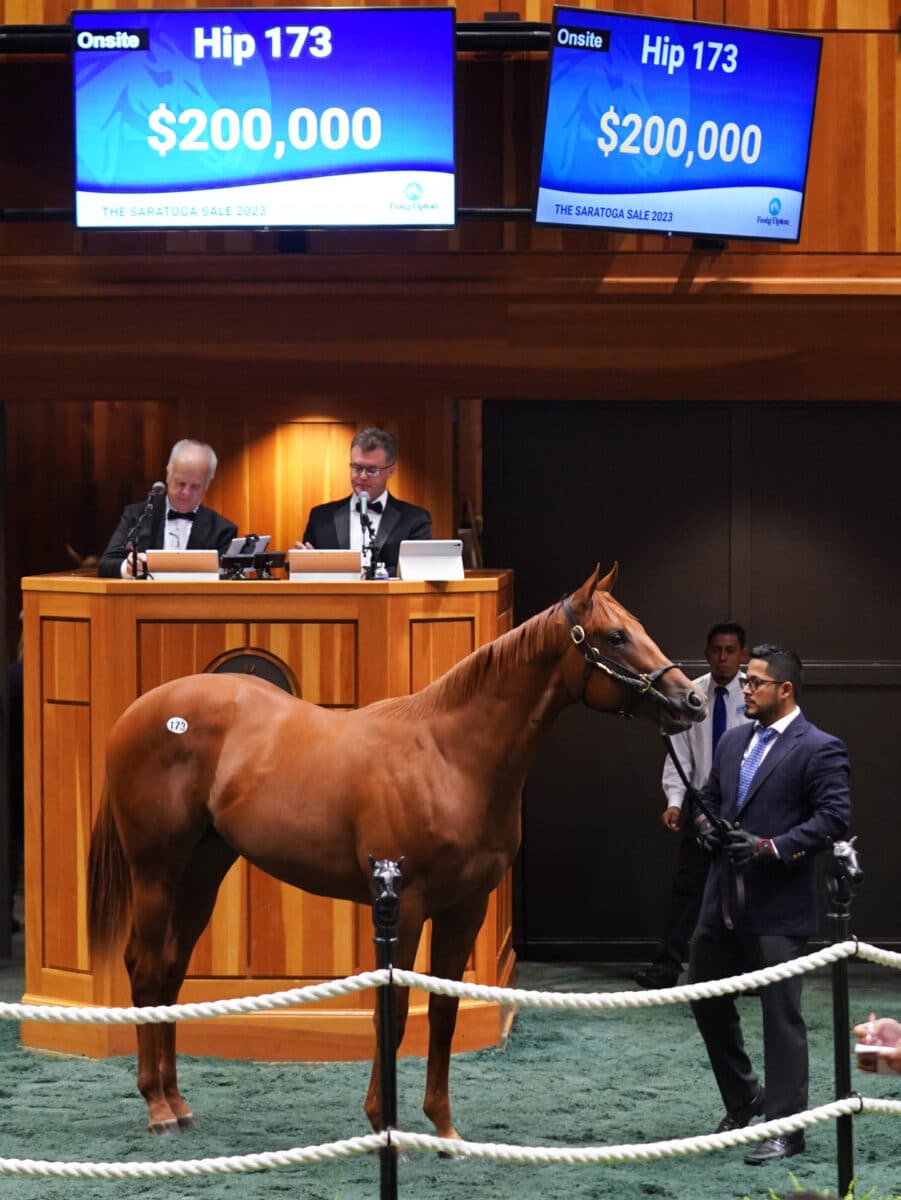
[87, 784, 132, 963]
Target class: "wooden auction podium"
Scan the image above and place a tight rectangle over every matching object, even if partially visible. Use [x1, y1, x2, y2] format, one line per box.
[20, 570, 514, 1060]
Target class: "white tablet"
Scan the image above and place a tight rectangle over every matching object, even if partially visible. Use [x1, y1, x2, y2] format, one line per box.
[397, 539, 464, 582]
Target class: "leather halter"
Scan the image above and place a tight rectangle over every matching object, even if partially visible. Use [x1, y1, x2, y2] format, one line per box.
[562, 595, 679, 715]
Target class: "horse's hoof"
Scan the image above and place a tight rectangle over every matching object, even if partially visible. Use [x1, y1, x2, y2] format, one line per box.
[177, 1114, 200, 1131]
[148, 1118, 181, 1136]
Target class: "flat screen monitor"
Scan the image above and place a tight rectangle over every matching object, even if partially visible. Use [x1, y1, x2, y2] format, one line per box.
[534, 7, 822, 242]
[71, 8, 456, 229]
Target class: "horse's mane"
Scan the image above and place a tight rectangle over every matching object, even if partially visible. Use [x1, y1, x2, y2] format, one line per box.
[372, 602, 563, 719]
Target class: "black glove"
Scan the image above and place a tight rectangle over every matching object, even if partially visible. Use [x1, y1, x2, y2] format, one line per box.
[695, 815, 724, 854]
[725, 827, 777, 867]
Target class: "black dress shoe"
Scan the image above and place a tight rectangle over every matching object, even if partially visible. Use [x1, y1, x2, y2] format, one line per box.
[714, 1085, 765, 1133]
[633, 966, 679, 989]
[744, 1132, 805, 1165]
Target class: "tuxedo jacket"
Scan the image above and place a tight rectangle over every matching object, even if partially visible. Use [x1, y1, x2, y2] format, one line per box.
[697, 713, 850, 936]
[302, 494, 432, 576]
[98, 497, 238, 577]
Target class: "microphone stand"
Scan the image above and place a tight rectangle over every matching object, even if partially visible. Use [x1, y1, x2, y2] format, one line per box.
[360, 511, 376, 580]
[124, 489, 159, 580]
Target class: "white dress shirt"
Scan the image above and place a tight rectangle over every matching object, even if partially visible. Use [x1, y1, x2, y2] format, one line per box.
[349, 491, 389, 553]
[661, 671, 751, 810]
[741, 705, 801, 766]
[165, 511, 196, 551]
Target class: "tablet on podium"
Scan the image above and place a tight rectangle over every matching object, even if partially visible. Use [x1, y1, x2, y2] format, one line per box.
[397, 539, 464, 582]
[144, 550, 221, 582]
[288, 549, 362, 582]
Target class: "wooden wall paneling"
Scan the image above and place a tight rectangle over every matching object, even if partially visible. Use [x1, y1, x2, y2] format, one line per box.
[409, 618, 476, 692]
[248, 877, 359, 983]
[4, 397, 177, 645]
[247, 620, 357, 706]
[40, 701, 91, 972]
[724, 0, 896, 31]
[40, 617, 90, 702]
[162, 399, 455, 555]
[186, 860, 247, 978]
[137, 620, 249, 692]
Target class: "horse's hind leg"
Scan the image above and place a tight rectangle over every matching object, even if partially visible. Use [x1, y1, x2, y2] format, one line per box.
[422, 893, 490, 1142]
[126, 875, 184, 1134]
[128, 832, 237, 1134]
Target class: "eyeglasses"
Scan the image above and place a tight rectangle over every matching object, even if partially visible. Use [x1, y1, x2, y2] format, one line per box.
[349, 462, 393, 478]
[740, 674, 782, 692]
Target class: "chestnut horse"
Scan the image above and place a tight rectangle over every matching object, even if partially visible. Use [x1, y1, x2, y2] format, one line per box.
[87, 564, 705, 1137]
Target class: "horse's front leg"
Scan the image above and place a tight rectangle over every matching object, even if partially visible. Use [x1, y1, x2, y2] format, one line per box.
[422, 893, 490, 1142]
[364, 904, 424, 1133]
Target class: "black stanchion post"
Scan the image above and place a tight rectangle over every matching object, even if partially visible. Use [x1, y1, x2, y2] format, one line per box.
[826, 839, 863, 1198]
[370, 856, 404, 1200]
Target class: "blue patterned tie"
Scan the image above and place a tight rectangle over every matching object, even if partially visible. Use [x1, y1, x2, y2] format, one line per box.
[736, 726, 776, 811]
[712, 685, 727, 754]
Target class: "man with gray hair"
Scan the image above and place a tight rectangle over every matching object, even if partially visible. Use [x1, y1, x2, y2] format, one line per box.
[298, 427, 431, 576]
[99, 438, 237, 578]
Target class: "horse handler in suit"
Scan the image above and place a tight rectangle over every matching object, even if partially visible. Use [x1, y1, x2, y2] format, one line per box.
[297, 427, 431, 577]
[99, 438, 237, 579]
[689, 643, 851, 1166]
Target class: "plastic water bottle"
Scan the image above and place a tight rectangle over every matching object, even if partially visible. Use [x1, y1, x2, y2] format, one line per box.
[374, 561, 389, 581]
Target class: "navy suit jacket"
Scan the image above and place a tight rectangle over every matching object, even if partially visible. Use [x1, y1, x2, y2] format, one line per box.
[302, 494, 432, 576]
[697, 713, 850, 936]
[98, 497, 238, 577]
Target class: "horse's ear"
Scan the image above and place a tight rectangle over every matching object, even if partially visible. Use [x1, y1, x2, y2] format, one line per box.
[597, 562, 618, 593]
[573, 562, 618, 607]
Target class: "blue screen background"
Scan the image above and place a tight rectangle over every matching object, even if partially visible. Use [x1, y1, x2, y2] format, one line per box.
[73, 9, 455, 192]
[538, 8, 821, 196]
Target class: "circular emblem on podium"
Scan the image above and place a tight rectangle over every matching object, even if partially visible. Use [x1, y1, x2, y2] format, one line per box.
[204, 648, 300, 697]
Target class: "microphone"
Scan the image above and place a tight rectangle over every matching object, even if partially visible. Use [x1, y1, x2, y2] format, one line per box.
[127, 481, 166, 580]
[358, 490, 370, 526]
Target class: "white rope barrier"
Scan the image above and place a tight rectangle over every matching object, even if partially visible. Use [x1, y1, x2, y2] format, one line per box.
[2, 1100, 901, 1177]
[0, 971, 390, 1024]
[392, 1098, 901, 1164]
[1, 940, 897, 1024]
[394, 941, 864, 1009]
[0, 1134, 386, 1179]
[1, 940, 899, 1179]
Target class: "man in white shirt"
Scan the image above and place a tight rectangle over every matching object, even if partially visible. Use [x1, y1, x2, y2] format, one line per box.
[98, 439, 237, 578]
[297, 427, 431, 577]
[634, 622, 749, 989]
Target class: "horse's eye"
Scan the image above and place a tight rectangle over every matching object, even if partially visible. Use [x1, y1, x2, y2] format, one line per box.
[607, 630, 627, 647]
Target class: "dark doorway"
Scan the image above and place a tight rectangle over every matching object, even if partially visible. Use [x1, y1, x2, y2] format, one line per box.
[483, 400, 901, 958]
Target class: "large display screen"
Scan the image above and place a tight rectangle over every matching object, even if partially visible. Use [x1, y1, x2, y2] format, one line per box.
[535, 7, 821, 242]
[71, 8, 456, 229]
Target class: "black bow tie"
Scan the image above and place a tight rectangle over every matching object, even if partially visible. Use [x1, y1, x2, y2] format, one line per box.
[167, 509, 197, 521]
[356, 499, 383, 514]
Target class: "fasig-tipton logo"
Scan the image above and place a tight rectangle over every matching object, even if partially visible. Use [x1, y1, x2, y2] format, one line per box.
[389, 180, 438, 215]
[73, 27, 150, 51]
[756, 196, 789, 228]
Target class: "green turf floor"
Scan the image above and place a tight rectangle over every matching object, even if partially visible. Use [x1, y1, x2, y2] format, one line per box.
[1, 940, 899, 1200]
